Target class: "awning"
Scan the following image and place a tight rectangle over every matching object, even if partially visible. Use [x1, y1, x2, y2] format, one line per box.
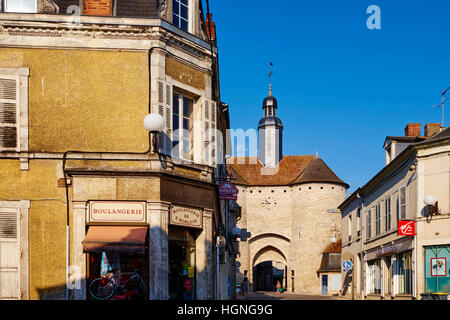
[82, 226, 148, 255]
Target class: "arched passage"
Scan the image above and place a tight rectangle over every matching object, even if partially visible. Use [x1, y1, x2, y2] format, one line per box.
[252, 246, 287, 291]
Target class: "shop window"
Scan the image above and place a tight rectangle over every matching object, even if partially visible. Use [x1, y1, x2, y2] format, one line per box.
[385, 257, 392, 294]
[87, 251, 149, 300]
[168, 227, 197, 300]
[367, 259, 381, 294]
[394, 251, 412, 294]
[424, 245, 450, 293]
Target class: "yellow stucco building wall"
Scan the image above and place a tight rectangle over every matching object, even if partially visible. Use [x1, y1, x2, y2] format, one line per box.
[0, 48, 150, 153]
[0, 47, 153, 299]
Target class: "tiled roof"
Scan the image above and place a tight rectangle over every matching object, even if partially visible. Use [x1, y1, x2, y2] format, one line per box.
[227, 156, 348, 188]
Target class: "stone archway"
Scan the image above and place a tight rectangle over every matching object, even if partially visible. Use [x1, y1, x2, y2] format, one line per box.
[252, 246, 287, 291]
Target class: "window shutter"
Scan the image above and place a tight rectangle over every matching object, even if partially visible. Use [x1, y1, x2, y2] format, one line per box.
[203, 99, 211, 165]
[202, 98, 217, 166]
[0, 76, 19, 150]
[0, 208, 20, 299]
[156, 80, 172, 156]
[210, 100, 217, 166]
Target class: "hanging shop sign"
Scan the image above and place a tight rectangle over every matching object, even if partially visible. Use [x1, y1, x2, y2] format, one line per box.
[170, 205, 203, 229]
[219, 181, 239, 200]
[398, 220, 416, 236]
[89, 201, 146, 223]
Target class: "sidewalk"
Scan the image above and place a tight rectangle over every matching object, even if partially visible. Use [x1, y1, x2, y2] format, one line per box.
[236, 291, 345, 300]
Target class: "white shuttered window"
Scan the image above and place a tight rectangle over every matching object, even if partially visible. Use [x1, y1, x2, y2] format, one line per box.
[0, 208, 20, 299]
[155, 80, 173, 156]
[0, 68, 29, 153]
[0, 75, 19, 151]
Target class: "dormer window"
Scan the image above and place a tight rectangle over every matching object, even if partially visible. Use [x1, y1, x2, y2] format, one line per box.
[4, 0, 37, 13]
[173, 0, 190, 32]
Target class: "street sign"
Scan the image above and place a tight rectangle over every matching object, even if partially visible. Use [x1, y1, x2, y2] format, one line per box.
[219, 181, 239, 200]
[240, 229, 251, 242]
[398, 220, 415, 236]
[342, 260, 353, 272]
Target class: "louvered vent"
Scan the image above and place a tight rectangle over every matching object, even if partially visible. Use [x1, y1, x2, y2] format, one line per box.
[158, 82, 164, 103]
[0, 79, 16, 100]
[0, 212, 17, 239]
[0, 77, 18, 150]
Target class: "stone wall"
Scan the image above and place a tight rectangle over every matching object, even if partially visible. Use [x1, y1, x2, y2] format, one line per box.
[236, 182, 346, 294]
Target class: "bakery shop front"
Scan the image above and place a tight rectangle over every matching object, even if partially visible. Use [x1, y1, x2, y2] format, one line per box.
[168, 205, 203, 300]
[71, 194, 215, 301]
[82, 201, 149, 300]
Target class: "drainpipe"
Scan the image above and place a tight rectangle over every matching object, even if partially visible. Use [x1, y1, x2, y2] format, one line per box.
[356, 192, 364, 300]
[216, 236, 220, 300]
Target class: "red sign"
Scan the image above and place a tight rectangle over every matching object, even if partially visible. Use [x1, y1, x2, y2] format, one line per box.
[219, 181, 239, 200]
[398, 220, 415, 236]
[183, 279, 193, 291]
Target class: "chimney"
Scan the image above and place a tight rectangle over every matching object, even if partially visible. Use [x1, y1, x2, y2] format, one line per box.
[206, 13, 216, 43]
[84, 0, 112, 16]
[405, 123, 421, 137]
[425, 123, 441, 137]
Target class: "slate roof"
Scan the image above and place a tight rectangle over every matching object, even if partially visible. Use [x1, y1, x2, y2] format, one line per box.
[226, 156, 349, 188]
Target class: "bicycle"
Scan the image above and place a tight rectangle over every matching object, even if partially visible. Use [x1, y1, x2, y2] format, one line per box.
[89, 270, 147, 300]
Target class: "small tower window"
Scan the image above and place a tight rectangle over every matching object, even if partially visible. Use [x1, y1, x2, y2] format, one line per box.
[173, 0, 190, 32]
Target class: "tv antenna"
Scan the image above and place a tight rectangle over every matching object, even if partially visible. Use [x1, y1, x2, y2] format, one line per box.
[433, 86, 450, 128]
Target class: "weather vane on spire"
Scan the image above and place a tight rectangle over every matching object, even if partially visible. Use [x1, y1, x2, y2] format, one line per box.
[268, 60, 274, 96]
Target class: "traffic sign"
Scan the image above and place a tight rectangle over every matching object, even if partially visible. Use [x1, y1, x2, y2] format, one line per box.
[342, 260, 353, 272]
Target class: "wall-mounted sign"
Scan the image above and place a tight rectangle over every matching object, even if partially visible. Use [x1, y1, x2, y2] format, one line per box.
[376, 245, 398, 257]
[89, 201, 146, 223]
[431, 258, 447, 277]
[170, 205, 203, 229]
[398, 220, 415, 236]
[219, 181, 239, 200]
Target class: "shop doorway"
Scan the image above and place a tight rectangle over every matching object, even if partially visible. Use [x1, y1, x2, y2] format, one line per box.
[168, 227, 198, 300]
[84, 226, 149, 300]
[253, 261, 285, 291]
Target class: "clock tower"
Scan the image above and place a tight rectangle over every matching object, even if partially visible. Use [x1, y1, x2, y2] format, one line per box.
[258, 83, 284, 167]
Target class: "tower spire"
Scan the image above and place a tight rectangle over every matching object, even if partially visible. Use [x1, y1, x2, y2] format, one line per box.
[268, 60, 273, 96]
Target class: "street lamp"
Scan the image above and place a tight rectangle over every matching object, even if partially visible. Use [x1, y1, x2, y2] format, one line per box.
[231, 227, 241, 236]
[143, 113, 165, 154]
[424, 195, 440, 222]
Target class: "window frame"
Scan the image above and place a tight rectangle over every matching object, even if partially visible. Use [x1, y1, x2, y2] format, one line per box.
[399, 186, 407, 220]
[172, 0, 192, 33]
[366, 210, 372, 240]
[172, 91, 195, 162]
[375, 203, 381, 236]
[0, 68, 29, 153]
[385, 196, 391, 232]
[3, 0, 37, 13]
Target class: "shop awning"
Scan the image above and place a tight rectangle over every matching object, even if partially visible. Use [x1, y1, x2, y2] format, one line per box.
[82, 226, 148, 255]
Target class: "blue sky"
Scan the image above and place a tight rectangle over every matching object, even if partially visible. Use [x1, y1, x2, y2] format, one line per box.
[204, 0, 450, 193]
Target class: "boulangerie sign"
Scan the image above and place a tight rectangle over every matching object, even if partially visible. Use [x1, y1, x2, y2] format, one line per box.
[89, 201, 146, 223]
[170, 206, 203, 229]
